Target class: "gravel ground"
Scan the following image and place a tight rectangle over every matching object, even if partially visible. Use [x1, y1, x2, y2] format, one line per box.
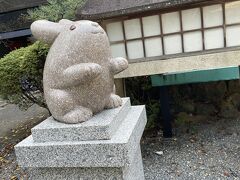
[142, 118, 240, 180]
[0, 116, 239, 179]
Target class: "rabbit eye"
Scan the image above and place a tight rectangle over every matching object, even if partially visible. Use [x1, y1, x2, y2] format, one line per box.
[70, 25, 76, 30]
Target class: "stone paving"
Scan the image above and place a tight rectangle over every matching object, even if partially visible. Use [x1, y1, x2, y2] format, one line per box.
[0, 99, 48, 137]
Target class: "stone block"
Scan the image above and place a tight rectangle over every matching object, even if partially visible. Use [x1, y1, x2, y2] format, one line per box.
[26, 146, 144, 180]
[31, 98, 130, 142]
[15, 106, 147, 168]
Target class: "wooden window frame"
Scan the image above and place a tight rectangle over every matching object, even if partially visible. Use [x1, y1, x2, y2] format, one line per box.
[102, 0, 240, 63]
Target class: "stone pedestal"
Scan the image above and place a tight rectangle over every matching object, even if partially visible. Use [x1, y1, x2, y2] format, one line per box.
[15, 98, 147, 180]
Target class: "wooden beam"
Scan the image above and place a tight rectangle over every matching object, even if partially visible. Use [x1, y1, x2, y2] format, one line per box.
[151, 66, 240, 86]
[114, 49, 240, 79]
[0, 29, 31, 40]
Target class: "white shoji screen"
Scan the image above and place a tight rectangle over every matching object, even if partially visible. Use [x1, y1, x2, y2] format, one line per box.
[106, 1, 240, 61]
[225, 1, 240, 47]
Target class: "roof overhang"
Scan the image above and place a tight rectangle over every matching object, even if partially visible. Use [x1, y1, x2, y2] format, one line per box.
[0, 0, 47, 14]
[77, 0, 211, 20]
[0, 29, 31, 40]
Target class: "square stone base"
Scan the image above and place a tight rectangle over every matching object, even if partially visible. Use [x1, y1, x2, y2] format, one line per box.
[26, 146, 144, 180]
[15, 100, 147, 180]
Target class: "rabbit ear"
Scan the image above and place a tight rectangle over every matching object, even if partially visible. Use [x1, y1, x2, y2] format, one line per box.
[31, 20, 62, 45]
[59, 19, 73, 25]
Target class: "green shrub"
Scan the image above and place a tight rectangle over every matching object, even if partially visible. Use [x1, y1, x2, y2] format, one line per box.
[0, 0, 86, 109]
[0, 41, 49, 109]
[27, 0, 86, 22]
[125, 77, 160, 129]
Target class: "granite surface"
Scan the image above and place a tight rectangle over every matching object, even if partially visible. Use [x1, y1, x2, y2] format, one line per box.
[32, 98, 130, 142]
[122, 145, 145, 180]
[31, 19, 128, 123]
[26, 146, 144, 180]
[15, 106, 147, 168]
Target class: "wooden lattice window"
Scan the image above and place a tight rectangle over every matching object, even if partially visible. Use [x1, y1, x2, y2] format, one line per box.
[105, 1, 240, 62]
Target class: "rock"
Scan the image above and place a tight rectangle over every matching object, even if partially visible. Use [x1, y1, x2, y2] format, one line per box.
[175, 112, 191, 124]
[195, 103, 217, 116]
[155, 151, 163, 156]
[191, 84, 207, 101]
[228, 80, 240, 94]
[220, 100, 240, 118]
[190, 82, 227, 105]
[175, 112, 195, 126]
[204, 82, 227, 105]
[179, 100, 195, 113]
[228, 93, 240, 110]
[175, 112, 214, 127]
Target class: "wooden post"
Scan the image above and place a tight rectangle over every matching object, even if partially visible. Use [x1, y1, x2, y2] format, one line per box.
[114, 78, 126, 97]
[159, 86, 173, 138]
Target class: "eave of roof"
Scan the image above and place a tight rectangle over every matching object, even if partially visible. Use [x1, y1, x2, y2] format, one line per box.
[0, 0, 48, 14]
[0, 29, 31, 40]
[77, 0, 209, 20]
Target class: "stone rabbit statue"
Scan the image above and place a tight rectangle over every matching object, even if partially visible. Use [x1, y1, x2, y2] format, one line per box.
[31, 19, 128, 123]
